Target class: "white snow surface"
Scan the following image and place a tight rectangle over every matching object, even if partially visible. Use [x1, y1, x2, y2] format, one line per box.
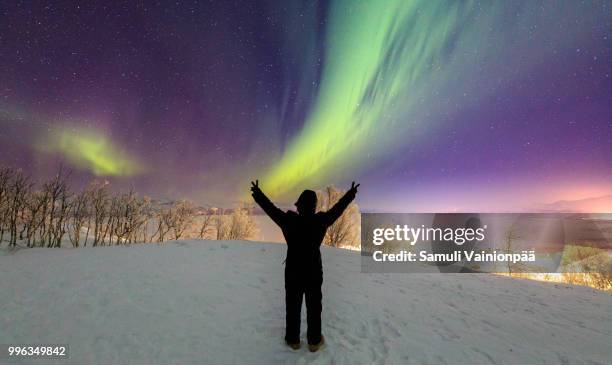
[0, 240, 610, 365]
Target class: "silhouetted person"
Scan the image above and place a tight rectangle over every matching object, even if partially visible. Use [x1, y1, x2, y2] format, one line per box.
[251, 180, 359, 352]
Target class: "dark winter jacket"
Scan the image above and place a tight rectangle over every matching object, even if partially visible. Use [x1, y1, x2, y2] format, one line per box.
[252, 189, 356, 275]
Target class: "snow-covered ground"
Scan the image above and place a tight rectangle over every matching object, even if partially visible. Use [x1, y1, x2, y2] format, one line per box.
[0, 240, 610, 365]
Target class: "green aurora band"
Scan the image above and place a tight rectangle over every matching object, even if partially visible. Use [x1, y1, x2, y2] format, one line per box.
[1, 104, 144, 177]
[39, 126, 144, 177]
[263, 0, 482, 196]
[262, 0, 573, 198]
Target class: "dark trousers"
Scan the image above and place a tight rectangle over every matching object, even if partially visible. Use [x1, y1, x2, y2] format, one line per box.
[284, 269, 322, 345]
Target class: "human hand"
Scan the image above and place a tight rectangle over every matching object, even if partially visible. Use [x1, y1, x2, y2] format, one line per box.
[251, 179, 261, 194]
[349, 181, 360, 195]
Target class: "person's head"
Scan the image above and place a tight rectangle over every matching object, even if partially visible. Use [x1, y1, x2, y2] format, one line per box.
[295, 189, 317, 215]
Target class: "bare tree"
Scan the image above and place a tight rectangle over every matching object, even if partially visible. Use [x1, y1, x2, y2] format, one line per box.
[42, 168, 72, 248]
[138, 196, 153, 243]
[87, 181, 110, 246]
[215, 209, 228, 240]
[0, 166, 15, 243]
[105, 195, 121, 245]
[503, 227, 527, 275]
[216, 205, 257, 240]
[114, 190, 149, 244]
[68, 190, 89, 247]
[7, 170, 32, 246]
[317, 186, 360, 248]
[169, 200, 195, 240]
[154, 207, 173, 242]
[23, 190, 48, 247]
[198, 213, 214, 239]
[112, 191, 131, 244]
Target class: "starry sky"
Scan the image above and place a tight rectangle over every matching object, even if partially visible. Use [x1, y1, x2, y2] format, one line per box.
[0, 1, 611, 211]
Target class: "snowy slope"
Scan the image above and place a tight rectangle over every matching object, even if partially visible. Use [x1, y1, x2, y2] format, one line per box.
[0, 240, 610, 365]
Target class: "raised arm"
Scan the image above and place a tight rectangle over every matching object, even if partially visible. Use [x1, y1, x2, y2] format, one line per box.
[323, 181, 359, 226]
[251, 180, 285, 227]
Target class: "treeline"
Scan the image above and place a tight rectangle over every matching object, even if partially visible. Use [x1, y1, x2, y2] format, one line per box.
[0, 166, 257, 248]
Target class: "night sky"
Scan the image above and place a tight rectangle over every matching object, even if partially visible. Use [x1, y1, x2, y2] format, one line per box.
[1, 1, 610, 211]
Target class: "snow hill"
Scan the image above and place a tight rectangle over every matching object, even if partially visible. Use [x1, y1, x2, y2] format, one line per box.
[1, 240, 610, 365]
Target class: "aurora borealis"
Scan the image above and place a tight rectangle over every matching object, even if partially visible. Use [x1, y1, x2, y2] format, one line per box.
[0, 1, 610, 210]
[39, 125, 144, 177]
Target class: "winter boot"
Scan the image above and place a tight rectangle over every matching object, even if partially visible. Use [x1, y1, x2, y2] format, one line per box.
[308, 335, 325, 352]
[286, 340, 300, 350]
